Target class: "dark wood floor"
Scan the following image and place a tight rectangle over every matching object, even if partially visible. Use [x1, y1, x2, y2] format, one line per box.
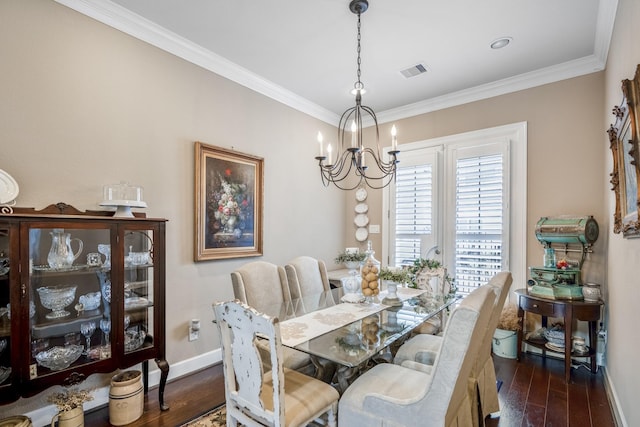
[85, 353, 616, 427]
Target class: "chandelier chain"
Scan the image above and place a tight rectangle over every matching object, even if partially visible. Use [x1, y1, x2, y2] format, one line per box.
[356, 11, 362, 90]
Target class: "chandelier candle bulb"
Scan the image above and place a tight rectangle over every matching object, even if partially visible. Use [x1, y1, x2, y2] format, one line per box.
[327, 144, 333, 165]
[391, 125, 397, 151]
[317, 132, 324, 156]
[351, 120, 357, 148]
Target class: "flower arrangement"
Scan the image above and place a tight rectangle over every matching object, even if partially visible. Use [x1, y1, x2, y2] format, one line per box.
[47, 387, 93, 412]
[379, 267, 412, 285]
[211, 170, 251, 235]
[334, 250, 367, 264]
[497, 304, 521, 331]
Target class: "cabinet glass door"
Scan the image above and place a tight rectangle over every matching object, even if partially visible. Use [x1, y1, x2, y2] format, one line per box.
[0, 225, 12, 391]
[123, 230, 154, 355]
[28, 226, 112, 378]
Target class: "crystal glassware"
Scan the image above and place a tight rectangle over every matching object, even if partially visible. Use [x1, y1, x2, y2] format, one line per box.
[80, 321, 96, 355]
[100, 318, 111, 346]
[37, 285, 77, 319]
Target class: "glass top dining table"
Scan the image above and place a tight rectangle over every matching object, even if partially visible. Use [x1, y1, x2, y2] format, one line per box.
[259, 287, 460, 370]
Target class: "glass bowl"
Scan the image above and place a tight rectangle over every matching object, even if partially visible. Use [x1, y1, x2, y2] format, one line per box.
[37, 285, 77, 319]
[78, 292, 101, 311]
[124, 330, 146, 352]
[35, 345, 83, 371]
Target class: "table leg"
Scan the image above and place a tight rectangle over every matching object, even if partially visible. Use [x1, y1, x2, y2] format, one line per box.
[564, 305, 573, 383]
[589, 320, 598, 373]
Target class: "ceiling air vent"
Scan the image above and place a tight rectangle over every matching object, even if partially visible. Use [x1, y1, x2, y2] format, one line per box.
[400, 63, 428, 78]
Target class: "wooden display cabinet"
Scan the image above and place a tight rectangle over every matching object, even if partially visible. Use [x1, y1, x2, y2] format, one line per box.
[0, 204, 169, 409]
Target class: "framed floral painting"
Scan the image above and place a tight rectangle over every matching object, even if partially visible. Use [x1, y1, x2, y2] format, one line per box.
[194, 142, 264, 260]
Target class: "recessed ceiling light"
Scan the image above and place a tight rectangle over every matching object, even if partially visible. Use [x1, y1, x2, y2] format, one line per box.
[490, 37, 512, 49]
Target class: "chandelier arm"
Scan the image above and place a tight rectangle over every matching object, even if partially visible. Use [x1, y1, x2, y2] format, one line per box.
[315, 0, 399, 191]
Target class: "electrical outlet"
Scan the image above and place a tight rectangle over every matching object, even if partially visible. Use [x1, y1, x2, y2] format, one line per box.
[369, 224, 380, 234]
[188, 327, 199, 342]
[29, 364, 37, 379]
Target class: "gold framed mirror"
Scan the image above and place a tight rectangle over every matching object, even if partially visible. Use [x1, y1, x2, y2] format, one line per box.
[609, 64, 640, 238]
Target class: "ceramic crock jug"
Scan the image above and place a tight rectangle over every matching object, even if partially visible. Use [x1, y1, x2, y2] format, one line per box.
[47, 229, 83, 269]
[50, 406, 83, 427]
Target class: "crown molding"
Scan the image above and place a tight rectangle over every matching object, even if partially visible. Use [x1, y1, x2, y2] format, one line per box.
[377, 54, 606, 124]
[54, 0, 340, 125]
[55, 0, 616, 127]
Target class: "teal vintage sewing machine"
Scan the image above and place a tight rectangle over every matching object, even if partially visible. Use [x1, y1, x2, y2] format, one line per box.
[527, 216, 599, 300]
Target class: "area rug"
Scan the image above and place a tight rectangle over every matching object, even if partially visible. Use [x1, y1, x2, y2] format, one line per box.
[181, 405, 226, 427]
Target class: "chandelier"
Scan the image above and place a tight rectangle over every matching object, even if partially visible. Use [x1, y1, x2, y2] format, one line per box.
[315, 0, 399, 190]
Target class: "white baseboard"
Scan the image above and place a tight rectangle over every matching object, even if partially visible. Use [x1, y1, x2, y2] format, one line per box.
[23, 349, 223, 427]
[602, 367, 628, 427]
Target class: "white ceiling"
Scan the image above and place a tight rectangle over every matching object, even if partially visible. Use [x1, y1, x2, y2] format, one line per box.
[56, 0, 617, 125]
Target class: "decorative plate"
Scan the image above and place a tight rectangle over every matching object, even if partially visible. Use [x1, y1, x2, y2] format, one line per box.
[355, 203, 368, 214]
[355, 187, 368, 202]
[355, 227, 368, 242]
[0, 169, 19, 204]
[125, 296, 150, 309]
[544, 342, 565, 353]
[354, 214, 369, 227]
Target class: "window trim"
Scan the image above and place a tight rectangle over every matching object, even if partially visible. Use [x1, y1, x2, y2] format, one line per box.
[382, 121, 527, 291]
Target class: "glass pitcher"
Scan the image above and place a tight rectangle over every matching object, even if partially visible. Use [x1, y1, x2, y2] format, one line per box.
[47, 229, 83, 269]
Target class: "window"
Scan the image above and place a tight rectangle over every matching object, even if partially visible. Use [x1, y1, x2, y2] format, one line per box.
[383, 122, 527, 294]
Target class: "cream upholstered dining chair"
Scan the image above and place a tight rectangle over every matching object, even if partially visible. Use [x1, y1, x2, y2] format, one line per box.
[338, 284, 496, 427]
[231, 261, 314, 375]
[393, 271, 513, 426]
[213, 300, 339, 427]
[284, 256, 331, 300]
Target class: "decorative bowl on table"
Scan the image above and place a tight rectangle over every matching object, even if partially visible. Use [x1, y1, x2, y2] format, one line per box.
[35, 345, 83, 371]
[37, 285, 77, 319]
[78, 291, 101, 311]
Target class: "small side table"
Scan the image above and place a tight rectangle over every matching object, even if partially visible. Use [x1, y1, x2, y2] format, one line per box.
[514, 289, 603, 382]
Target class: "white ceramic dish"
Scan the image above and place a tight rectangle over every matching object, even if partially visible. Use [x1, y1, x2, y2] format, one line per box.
[354, 214, 369, 227]
[125, 297, 149, 309]
[355, 227, 368, 242]
[0, 169, 19, 204]
[355, 203, 368, 214]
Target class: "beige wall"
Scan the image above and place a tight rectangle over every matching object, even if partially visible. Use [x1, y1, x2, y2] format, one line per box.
[603, 0, 640, 425]
[1, 0, 635, 424]
[0, 0, 345, 417]
[348, 73, 606, 288]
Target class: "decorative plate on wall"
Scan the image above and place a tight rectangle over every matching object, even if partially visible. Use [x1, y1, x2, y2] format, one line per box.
[355, 227, 369, 242]
[0, 169, 19, 204]
[354, 214, 369, 227]
[355, 203, 368, 214]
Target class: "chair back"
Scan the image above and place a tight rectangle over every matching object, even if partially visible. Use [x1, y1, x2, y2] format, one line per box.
[426, 284, 496, 424]
[414, 266, 449, 299]
[483, 271, 513, 358]
[284, 256, 331, 300]
[214, 300, 286, 426]
[231, 261, 291, 311]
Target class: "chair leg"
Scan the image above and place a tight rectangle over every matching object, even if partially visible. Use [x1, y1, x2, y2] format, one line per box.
[327, 402, 338, 427]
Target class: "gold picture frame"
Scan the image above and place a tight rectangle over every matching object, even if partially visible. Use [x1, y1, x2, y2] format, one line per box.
[609, 65, 640, 238]
[194, 142, 264, 260]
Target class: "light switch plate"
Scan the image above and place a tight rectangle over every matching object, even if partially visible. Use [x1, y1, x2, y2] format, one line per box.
[369, 224, 380, 233]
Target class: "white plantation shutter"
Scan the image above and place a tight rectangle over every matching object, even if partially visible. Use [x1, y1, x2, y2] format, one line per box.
[394, 164, 432, 264]
[454, 153, 505, 295]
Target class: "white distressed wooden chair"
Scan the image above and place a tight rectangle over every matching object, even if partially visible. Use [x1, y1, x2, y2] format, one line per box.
[213, 300, 339, 427]
[413, 265, 449, 335]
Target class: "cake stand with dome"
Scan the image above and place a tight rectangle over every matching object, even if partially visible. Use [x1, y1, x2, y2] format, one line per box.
[100, 183, 147, 217]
